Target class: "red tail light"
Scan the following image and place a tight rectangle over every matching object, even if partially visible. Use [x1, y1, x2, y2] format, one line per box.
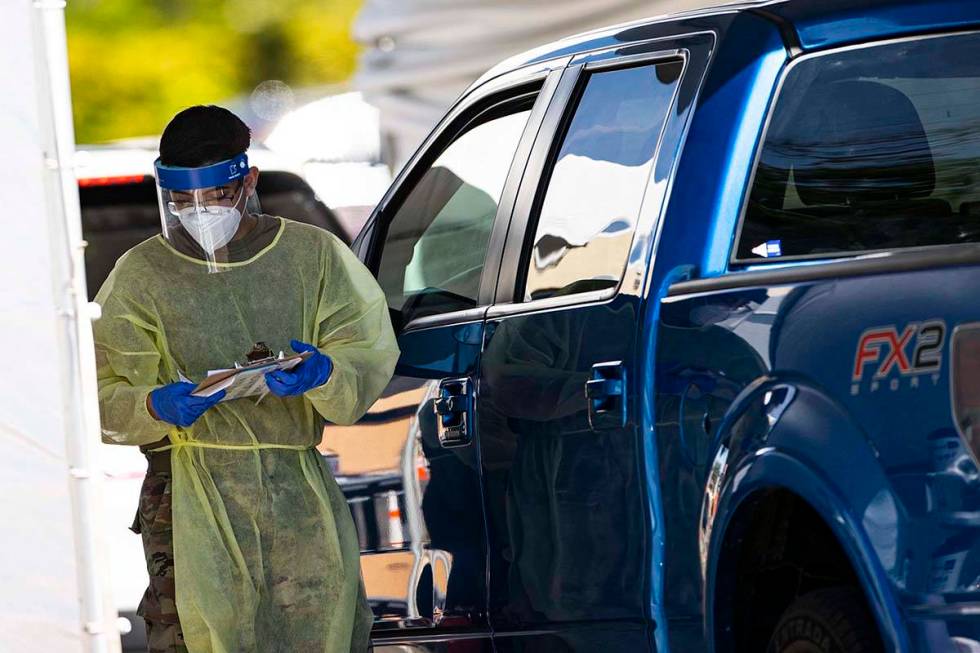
[951, 324, 980, 462]
[78, 174, 146, 187]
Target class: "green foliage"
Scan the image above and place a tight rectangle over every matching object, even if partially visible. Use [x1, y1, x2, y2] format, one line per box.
[66, 0, 362, 143]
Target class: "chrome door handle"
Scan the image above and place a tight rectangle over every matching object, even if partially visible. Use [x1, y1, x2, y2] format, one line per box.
[433, 378, 473, 447]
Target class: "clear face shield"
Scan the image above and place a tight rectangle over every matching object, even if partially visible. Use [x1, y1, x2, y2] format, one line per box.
[154, 153, 262, 273]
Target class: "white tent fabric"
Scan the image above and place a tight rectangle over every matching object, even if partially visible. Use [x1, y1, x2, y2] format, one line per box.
[0, 2, 118, 651]
[353, 0, 750, 169]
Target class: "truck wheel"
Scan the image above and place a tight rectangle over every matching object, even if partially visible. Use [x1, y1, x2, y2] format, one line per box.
[767, 587, 883, 653]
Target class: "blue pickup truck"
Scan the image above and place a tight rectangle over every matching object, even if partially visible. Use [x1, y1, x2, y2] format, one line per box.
[333, 1, 980, 651]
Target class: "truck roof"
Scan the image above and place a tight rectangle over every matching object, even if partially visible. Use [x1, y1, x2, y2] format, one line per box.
[473, 0, 980, 88]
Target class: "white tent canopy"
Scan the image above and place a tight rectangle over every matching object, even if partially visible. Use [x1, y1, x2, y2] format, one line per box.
[0, 1, 119, 651]
[353, 0, 754, 169]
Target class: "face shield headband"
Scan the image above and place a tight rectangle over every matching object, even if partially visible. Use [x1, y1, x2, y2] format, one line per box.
[154, 152, 249, 192]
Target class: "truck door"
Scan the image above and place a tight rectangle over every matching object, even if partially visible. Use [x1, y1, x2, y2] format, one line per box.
[477, 37, 710, 652]
[348, 65, 563, 650]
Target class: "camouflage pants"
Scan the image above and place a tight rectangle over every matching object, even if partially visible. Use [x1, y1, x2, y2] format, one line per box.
[131, 470, 187, 653]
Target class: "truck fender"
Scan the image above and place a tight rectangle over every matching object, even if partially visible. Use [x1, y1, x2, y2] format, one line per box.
[701, 378, 909, 652]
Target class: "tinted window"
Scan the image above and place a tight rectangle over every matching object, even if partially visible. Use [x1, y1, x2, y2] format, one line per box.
[377, 98, 534, 323]
[522, 61, 681, 302]
[738, 32, 980, 262]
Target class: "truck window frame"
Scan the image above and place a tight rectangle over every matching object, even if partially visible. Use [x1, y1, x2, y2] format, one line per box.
[357, 64, 565, 333]
[514, 57, 686, 305]
[488, 36, 719, 319]
[730, 29, 980, 269]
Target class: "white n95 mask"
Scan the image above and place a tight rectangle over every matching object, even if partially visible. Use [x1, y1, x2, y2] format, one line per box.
[177, 203, 243, 252]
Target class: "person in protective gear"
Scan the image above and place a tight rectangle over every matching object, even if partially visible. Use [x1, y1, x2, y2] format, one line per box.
[93, 105, 400, 653]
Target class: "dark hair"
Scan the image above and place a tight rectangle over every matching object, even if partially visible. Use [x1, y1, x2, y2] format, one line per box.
[159, 105, 251, 167]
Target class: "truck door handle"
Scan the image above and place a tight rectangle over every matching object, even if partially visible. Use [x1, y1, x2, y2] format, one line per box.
[587, 361, 627, 431]
[433, 378, 473, 447]
[586, 378, 624, 400]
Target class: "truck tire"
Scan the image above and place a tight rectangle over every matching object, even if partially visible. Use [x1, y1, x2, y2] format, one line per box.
[767, 587, 883, 653]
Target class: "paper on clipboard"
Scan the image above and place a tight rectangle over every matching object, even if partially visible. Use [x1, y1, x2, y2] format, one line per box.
[190, 351, 313, 401]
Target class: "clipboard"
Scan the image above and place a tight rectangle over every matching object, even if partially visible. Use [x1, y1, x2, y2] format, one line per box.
[190, 351, 313, 401]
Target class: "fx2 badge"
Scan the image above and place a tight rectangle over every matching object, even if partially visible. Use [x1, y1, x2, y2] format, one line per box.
[851, 320, 946, 395]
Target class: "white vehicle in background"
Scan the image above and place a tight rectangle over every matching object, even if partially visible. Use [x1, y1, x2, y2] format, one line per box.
[75, 141, 352, 649]
[263, 91, 393, 237]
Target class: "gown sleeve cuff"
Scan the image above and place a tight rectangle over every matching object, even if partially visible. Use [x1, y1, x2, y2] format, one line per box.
[136, 387, 172, 439]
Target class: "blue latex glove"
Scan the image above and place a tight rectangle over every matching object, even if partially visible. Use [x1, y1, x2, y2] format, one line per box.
[149, 382, 225, 427]
[265, 340, 333, 397]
